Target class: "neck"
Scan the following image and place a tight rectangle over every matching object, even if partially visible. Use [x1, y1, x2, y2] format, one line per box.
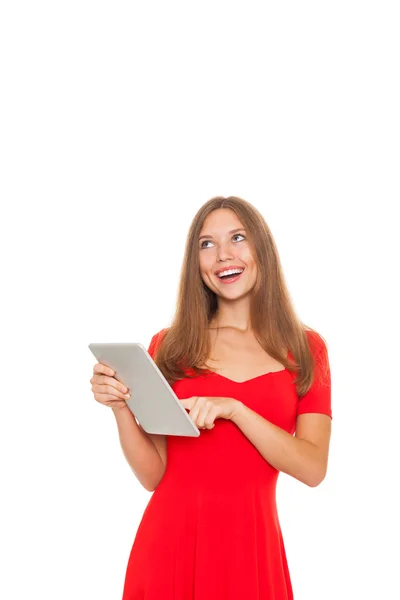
[210, 297, 252, 332]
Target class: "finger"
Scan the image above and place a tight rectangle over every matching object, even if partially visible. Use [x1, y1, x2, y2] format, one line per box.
[92, 383, 130, 400]
[103, 375, 130, 394]
[93, 362, 115, 376]
[180, 397, 196, 410]
[95, 393, 127, 408]
[197, 400, 213, 429]
[204, 407, 217, 429]
[93, 392, 127, 406]
[189, 397, 206, 425]
[90, 374, 129, 394]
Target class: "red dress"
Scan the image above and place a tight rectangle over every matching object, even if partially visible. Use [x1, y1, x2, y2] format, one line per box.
[122, 329, 332, 600]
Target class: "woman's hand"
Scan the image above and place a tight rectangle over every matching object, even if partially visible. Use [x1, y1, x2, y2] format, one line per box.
[90, 363, 131, 410]
[180, 396, 239, 430]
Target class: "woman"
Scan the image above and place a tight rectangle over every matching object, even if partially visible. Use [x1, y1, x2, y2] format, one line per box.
[90, 195, 332, 599]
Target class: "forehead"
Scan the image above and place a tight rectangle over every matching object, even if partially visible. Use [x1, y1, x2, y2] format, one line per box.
[200, 208, 244, 233]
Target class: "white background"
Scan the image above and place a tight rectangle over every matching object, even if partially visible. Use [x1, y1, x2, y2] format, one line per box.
[1, 1, 399, 598]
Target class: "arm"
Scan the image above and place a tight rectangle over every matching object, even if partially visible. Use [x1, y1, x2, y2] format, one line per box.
[230, 404, 331, 487]
[111, 328, 169, 492]
[112, 406, 166, 492]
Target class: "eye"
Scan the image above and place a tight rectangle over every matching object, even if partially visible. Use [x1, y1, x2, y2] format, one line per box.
[232, 234, 245, 242]
[200, 233, 246, 249]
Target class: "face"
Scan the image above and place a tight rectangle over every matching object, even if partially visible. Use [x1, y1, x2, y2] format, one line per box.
[198, 208, 258, 298]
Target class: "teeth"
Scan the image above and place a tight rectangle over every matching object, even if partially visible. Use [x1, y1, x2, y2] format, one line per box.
[217, 268, 243, 278]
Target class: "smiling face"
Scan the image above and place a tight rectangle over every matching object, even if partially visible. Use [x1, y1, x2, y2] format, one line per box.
[198, 208, 258, 298]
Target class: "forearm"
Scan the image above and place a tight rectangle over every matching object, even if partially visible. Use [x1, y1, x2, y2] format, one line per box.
[112, 406, 165, 492]
[231, 402, 323, 487]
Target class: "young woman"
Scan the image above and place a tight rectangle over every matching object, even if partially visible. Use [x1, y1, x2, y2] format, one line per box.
[90, 195, 332, 599]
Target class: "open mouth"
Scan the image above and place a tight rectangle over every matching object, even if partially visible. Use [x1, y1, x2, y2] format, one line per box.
[216, 269, 244, 284]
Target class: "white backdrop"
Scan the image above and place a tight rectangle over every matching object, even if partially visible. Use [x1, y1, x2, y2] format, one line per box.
[1, 1, 399, 599]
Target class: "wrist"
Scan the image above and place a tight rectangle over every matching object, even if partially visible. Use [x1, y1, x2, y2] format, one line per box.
[229, 399, 244, 422]
[112, 404, 132, 417]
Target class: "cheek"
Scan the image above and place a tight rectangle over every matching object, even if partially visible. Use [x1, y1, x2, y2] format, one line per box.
[199, 254, 214, 275]
[244, 254, 258, 279]
[242, 247, 256, 266]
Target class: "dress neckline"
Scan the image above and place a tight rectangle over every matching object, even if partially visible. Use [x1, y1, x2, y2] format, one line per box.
[206, 368, 288, 385]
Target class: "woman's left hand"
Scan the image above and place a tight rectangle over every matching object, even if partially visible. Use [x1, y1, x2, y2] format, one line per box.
[180, 396, 239, 430]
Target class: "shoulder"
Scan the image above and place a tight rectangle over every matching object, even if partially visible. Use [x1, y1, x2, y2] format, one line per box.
[149, 327, 168, 341]
[147, 327, 169, 357]
[304, 329, 331, 389]
[305, 329, 328, 357]
[304, 329, 330, 378]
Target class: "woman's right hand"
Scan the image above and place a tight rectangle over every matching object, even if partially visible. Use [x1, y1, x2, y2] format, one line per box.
[90, 363, 131, 409]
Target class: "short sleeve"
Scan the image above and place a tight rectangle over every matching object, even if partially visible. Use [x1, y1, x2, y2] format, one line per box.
[147, 333, 159, 359]
[147, 328, 167, 360]
[297, 333, 332, 419]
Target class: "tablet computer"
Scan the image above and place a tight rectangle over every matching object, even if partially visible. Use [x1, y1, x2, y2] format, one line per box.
[88, 342, 200, 437]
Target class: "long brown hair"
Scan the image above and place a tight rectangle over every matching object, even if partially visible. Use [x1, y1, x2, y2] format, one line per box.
[153, 195, 329, 397]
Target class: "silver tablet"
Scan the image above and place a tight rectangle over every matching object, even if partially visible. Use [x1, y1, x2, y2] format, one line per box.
[88, 342, 200, 437]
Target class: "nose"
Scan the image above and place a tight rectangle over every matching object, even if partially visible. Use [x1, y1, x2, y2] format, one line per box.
[216, 241, 234, 262]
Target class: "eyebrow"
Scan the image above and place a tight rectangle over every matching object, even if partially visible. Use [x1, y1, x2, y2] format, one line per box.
[198, 228, 246, 241]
